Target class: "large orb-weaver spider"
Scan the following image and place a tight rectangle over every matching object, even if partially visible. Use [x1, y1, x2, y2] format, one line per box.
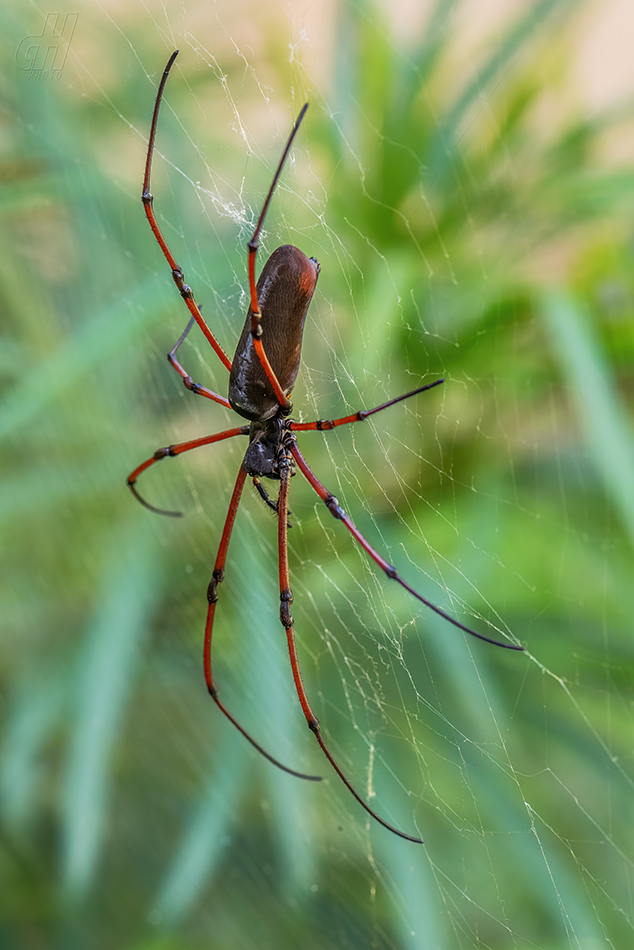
[128, 51, 523, 843]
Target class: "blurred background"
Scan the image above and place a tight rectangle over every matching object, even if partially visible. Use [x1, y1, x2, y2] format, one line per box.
[2, 0, 634, 947]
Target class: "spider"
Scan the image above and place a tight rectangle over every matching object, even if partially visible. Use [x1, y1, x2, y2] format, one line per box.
[128, 50, 523, 844]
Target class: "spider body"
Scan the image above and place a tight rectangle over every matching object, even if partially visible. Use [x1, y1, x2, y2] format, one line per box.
[129, 50, 522, 845]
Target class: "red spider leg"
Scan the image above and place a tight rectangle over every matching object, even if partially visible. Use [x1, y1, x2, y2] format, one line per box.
[127, 426, 248, 517]
[277, 457, 423, 842]
[290, 379, 445, 432]
[204, 464, 321, 783]
[246, 104, 310, 410]
[143, 50, 232, 373]
[290, 443, 524, 651]
[167, 316, 231, 407]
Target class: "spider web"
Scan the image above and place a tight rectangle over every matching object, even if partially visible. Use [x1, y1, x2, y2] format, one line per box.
[3, 0, 634, 948]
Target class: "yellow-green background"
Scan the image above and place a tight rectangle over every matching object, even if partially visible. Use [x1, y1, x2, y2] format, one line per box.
[2, 1, 634, 948]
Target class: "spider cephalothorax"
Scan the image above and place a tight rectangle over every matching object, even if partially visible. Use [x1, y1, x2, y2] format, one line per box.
[242, 415, 295, 481]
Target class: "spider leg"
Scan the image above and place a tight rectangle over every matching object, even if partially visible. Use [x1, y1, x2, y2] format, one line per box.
[246, 105, 310, 410]
[252, 476, 293, 529]
[277, 457, 423, 842]
[167, 316, 231, 408]
[252, 475, 279, 514]
[127, 426, 248, 517]
[205, 464, 322, 783]
[290, 443, 523, 651]
[143, 50, 232, 373]
[290, 379, 445, 432]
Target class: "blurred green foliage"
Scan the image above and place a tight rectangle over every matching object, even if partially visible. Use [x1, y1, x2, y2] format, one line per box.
[1, 0, 634, 948]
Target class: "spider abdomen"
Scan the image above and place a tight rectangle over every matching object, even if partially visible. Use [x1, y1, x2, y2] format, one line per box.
[229, 245, 320, 422]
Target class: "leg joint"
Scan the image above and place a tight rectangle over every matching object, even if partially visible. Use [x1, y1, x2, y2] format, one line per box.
[207, 568, 224, 604]
[184, 376, 202, 394]
[324, 494, 343, 519]
[280, 589, 294, 628]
